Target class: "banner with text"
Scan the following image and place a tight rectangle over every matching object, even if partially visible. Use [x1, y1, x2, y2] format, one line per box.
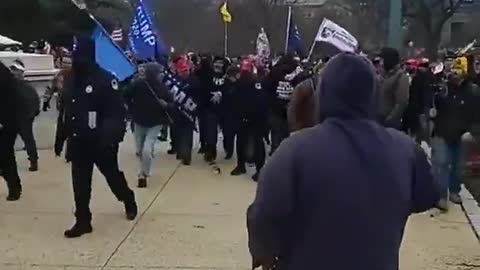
[314, 18, 358, 53]
[129, 0, 167, 61]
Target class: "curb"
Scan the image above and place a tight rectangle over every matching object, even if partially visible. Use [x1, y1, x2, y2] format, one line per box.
[460, 186, 480, 241]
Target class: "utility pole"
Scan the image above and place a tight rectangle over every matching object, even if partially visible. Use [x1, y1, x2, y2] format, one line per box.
[387, 0, 402, 49]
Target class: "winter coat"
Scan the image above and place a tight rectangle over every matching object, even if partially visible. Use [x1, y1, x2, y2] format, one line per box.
[247, 53, 439, 270]
[15, 79, 40, 121]
[0, 63, 20, 161]
[287, 71, 319, 132]
[124, 63, 173, 127]
[264, 64, 299, 119]
[231, 74, 268, 129]
[432, 80, 477, 143]
[378, 66, 410, 129]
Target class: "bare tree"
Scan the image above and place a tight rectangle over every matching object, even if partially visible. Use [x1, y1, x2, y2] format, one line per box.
[404, 0, 466, 58]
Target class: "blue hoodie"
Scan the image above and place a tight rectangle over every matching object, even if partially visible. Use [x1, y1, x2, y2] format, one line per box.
[247, 53, 439, 270]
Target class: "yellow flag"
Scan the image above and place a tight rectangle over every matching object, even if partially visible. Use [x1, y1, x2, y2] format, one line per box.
[220, 2, 232, 24]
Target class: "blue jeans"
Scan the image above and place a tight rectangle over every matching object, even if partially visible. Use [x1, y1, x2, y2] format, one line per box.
[134, 123, 163, 178]
[431, 137, 464, 198]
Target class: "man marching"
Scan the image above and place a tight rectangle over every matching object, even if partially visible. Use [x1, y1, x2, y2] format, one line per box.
[203, 56, 228, 163]
[165, 56, 202, 165]
[230, 59, 268, 181]
[62, 37, 138, 238]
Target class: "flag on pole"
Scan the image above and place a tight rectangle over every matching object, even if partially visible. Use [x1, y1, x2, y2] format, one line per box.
[68, 0, 135, 81]
[287, 16, 305, 57]
[92, 26, 136, 81]
[220, 2, 232, 24]
[256, 27, 271, 65]
[314, 18, 358, 53]
[128, 0, 168, 62]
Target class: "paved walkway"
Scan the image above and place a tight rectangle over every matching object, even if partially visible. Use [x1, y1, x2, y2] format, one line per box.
[1, 136, 480, 270]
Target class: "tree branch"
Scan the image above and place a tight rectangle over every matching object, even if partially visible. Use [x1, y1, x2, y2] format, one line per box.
[444, 0, 464, 17]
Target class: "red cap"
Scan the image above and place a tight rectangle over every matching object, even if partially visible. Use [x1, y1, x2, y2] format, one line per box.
[175, 56, 191, 73]
[241, 58, 255, 73]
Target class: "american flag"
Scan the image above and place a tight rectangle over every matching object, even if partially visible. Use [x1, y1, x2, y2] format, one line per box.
[111, 28, 124, 43]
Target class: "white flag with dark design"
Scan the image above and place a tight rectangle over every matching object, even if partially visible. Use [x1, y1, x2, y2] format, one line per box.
[314, 18, 358, 53]
[256, 27, 271, 64]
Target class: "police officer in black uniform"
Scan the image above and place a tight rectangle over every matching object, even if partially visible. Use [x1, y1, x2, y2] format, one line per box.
[62, 37, 138, 238]
[0, 61, 23, 201]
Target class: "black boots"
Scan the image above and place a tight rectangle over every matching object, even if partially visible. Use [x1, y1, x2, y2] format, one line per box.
[231, 166, 246, 176]
[137, 178, 147, 188]
[6, 187, 22, 201]
[28, 160, 38, 172]
[124, 200, 138, 221]
[65, 201, 137, 238]
[64, 222, 93, 238]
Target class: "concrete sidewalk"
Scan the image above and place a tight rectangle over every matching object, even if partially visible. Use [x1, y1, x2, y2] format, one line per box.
[1, 137, 480, 270]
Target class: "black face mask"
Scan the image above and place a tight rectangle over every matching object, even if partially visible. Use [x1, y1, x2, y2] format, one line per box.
[213, 62, 225, 74]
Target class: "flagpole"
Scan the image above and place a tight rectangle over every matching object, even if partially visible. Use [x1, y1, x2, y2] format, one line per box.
[307, 18, 326, 61]
[285, 5, 292, 54]
[306, 42, 316, 61]
[69, 0, 133, 63]
[224, 22, 228, 57]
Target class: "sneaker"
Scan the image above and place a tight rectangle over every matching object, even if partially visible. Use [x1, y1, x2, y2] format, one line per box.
[64, 222, 93, 238]
[436, 198, 449, 212]
[137, 178, 147, 188]
[124, 200, 138, 221]
[231, 166, 246, 176]
[449, 193, 463, 205]
[29, 160, 38, 172]
[6, 188, 22, 201]
[182, 159, 191, 166]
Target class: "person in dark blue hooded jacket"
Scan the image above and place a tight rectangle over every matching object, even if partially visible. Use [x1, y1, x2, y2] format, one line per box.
[247, 53, 440, 270]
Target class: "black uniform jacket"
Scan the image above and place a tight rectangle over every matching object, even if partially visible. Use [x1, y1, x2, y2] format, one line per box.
[63, 66, 127, 146]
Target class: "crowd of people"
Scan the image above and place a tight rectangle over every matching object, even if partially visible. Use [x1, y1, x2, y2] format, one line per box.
[2, 33, 480, 269]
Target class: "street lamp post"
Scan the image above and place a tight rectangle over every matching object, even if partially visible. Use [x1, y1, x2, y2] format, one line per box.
[387, 0, 402, 49]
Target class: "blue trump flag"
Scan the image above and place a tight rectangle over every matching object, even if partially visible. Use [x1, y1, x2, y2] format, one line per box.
[287, 17, 305, 58]
[129, 0, 168, 62]
[92, 26, 137, 81]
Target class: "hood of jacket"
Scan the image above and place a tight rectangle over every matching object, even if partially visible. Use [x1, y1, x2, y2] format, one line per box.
[317, 53, 377, 121]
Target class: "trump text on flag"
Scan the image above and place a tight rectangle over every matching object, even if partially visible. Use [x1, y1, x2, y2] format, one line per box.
[131, 4, 156, 47]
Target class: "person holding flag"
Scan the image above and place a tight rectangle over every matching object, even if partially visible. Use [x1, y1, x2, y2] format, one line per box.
[61, 0, 139, 238]
[62, 35, 138, 238]
[166, 56, 203, 166]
